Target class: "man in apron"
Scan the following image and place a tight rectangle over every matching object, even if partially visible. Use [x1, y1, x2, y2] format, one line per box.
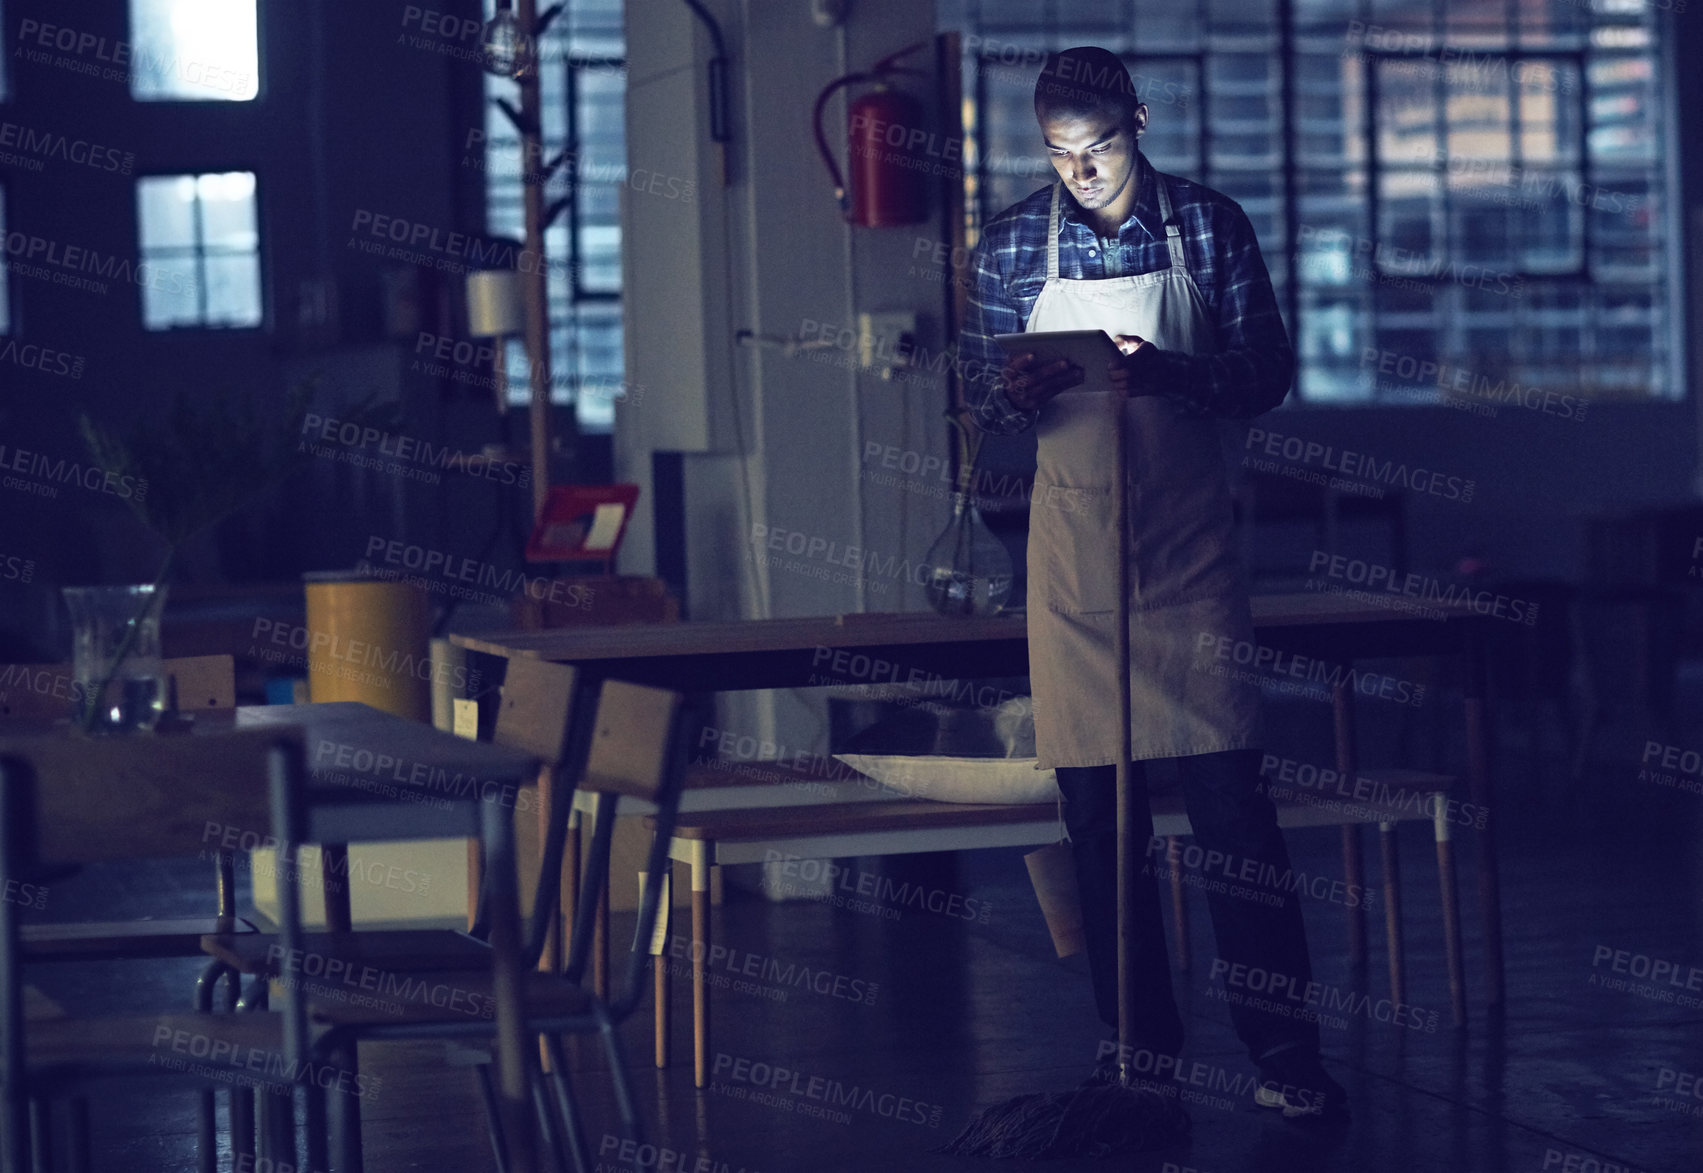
[961, 46, 1347, 1122]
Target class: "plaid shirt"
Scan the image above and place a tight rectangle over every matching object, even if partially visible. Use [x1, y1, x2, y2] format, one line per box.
[962, 151, 1294, 435]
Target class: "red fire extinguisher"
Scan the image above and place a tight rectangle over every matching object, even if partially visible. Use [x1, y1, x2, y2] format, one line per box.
[813, 42, 933, 227]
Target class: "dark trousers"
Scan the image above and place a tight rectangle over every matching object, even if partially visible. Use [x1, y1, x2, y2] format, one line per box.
[1055, 747, 1319, 1065]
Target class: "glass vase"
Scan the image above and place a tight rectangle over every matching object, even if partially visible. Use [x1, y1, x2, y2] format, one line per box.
[62, 584, 169, 731]
[922, 492, 1013, 616]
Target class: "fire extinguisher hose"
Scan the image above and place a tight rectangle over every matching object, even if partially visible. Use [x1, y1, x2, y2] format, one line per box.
[812, 41, 930, 213]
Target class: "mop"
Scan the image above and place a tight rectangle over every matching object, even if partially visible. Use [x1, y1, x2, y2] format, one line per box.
[940, 388, 1191, 1158]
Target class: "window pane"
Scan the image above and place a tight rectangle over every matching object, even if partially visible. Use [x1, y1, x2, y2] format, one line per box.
[1134, 60, 1201, 176]
[203, 255, 262, 326]
[1377, 59, 1441, 164]
[137, 176, 199, 248]
[137, 170, 261, 330]
[141, 261, 201, 330]
[129, 0, 259, 101]
[198, 172, 259, 249]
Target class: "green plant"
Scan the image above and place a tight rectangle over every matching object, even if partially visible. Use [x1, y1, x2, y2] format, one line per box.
[73, 377, 394, 728]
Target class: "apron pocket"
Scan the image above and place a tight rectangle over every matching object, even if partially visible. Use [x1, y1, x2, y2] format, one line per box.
[1031, 480, 1120, 615]
[1131, 481, 1237, 608]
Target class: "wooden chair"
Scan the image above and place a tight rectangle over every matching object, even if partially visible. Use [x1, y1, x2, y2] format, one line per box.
[201, 657, 590, 993]
[290, 680, 685, 1173]
[202, 675, 682, 1173]
[0, 726, 322, 1173]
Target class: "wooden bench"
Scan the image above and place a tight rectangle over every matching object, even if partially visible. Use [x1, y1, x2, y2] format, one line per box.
[644, 766, 1466, 1087]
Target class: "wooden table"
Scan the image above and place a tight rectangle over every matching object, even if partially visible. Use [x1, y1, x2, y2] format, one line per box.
[50, 703, 543, 933]
[453, 594, 1505, 1008]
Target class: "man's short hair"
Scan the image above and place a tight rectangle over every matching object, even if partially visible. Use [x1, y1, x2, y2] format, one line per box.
[1033, 46, 1141, 124]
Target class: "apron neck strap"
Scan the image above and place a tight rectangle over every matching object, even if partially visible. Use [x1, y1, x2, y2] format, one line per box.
[1049, 169, 1188, 276]
[1155, 171, 1188, 273]
[1047, 183, 1062, 281]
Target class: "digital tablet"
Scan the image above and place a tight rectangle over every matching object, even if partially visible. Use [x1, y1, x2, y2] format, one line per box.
[994, 329, 1123, 372]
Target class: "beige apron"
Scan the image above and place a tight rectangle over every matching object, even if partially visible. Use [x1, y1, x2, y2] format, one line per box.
[1026, 178, 1261, 769]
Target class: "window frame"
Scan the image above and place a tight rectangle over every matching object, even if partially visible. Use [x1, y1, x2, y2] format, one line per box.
[133, 169, 267, 332]
[956, 0, 1679, 406]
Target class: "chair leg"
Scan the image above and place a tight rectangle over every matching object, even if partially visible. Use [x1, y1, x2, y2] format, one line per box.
[653, 860, 671, 1068]
[529, 1058, 572, 1173]
[257, 1085, 297, 1172]
[1166, 836, 1189, 970]
[600, 1017, 641, 1144]
[1, 1089, 24, 1173]
[563, 812, 581, 962]
[327, 1041, 364, 1173]
[654, 954, 671, 1068]
[474, 1064, 512, 1173]
[1333, 680, 1367, 967]
[543, 1039, 593, 1173]
[594, 882, 610, 1001]
[26, 1098, 49, 1173]
[1435, 802, 1467, 1028]
[692, 861, 712, 1089]
[232, 976, 267, 1166]
[302, 1078, 330, 1173]
[65, 1099, 88, 1173]
[1380, 821, 1405, 1008]
[193, 959, 231, 1173]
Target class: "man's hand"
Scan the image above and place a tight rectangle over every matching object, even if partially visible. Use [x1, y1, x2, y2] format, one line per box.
[1106, 334, 1161, 398]
[1001, 352, 1083, 412]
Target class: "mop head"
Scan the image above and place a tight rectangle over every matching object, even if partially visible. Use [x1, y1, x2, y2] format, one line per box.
[938, 1077, 1191, 1159]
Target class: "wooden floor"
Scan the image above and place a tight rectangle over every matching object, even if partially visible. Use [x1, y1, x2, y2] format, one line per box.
[23, 679, 1703, 1173]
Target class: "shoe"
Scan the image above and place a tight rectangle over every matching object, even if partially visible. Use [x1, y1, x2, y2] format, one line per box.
[1254, 1047, 1349, 1123]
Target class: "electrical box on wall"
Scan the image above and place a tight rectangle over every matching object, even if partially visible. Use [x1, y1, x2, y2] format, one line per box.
[857, 311, 916, 379]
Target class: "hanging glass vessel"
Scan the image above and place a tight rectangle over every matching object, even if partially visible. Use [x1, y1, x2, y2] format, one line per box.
[481, 4, 536, 79]
[923, 490, 1013, 616]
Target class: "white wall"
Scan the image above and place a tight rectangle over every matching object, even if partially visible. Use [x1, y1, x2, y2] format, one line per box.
[619, 0, 951, 754]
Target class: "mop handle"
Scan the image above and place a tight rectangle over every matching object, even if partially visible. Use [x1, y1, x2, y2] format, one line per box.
[1112, 388, 1138, 1072]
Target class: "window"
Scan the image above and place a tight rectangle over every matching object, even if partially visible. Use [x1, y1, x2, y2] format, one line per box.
[948, 0, 1673, 404]
[135, 171, 262, 329]
[481, 0, 627, 431]
[128, 0, 259, 102]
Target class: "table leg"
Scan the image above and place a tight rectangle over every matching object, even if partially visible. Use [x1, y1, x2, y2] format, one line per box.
[692, 849, 711, 1090]
[594, 874, 610, 1000]
[1380, 822, 1405, 1007]
[655, 860, 672, 1069]
[1465, 628, 1504, 1008]
[539, 764, 561, 975]
[484, 785, 538, 1173]
[1166, 837, 1189, 969]
[1333, 680, 1366, 966]
[1434, 799, 1467, 1028]
[321, 844, 352, 933]
[563, 808, 581, 967]
[466, 839, 484, 932]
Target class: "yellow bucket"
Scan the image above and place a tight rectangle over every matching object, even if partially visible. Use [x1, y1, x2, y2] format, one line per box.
[302, 573, 431, 720]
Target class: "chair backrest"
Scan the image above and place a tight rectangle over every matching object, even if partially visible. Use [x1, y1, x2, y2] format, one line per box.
[0, 727, 314, 1122]
[579, 680, 682, 802]
[482, 656, 589, 963]
[0, 727, 299, 865]
[493, 657, 578, 762]
[0, 656, 236, 723]
[562, 680, 685, 1018]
